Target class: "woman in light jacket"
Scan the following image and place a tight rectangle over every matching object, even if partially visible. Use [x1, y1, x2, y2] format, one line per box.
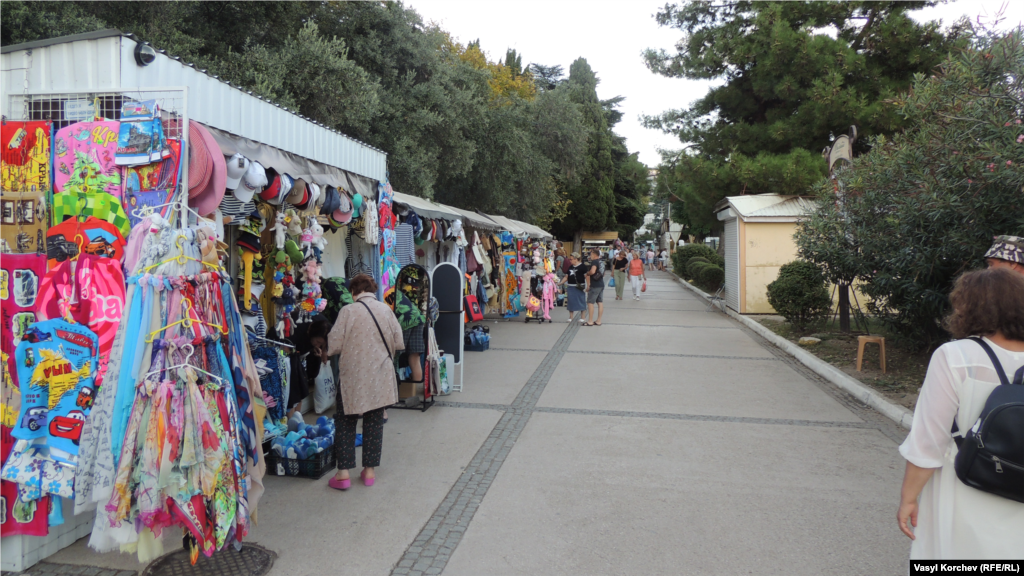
[897, 267, 1024, 557]
[326, 274, 405, 490]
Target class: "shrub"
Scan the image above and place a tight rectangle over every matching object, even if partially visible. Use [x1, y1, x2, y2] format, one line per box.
[710, 253, 725, 268]
[672, 244, 718, 276]
[796, 29, 1024, 349]
[766, 261, 831, 331]
[699, 264, 725, 289]
[686, 257, 710, 279]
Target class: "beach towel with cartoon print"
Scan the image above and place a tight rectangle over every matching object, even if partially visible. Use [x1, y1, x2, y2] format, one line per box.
[12, 319, 98, 464]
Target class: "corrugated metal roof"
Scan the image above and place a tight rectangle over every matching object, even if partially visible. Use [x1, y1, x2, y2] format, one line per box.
[717, 195, 817, 220]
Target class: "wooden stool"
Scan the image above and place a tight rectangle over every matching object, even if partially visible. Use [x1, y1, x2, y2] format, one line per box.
[857, 335, 886, 373]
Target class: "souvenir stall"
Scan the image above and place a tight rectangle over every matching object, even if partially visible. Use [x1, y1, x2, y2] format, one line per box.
[0, 30, 388, 571]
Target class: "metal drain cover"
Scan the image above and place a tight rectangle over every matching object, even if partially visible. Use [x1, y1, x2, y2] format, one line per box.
[141, 543, 276, 576]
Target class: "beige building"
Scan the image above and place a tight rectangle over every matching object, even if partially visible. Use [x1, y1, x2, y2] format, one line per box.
[715, 195, 817, 314]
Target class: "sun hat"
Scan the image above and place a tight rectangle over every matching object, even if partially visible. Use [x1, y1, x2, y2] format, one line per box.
[188, 123, 227, 216]
[984, 235, 1024, 265]
[187, 122, 213, 198]
[225, 153, 250, 190]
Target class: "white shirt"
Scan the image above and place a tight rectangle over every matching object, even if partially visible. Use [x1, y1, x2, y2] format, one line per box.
[899, 336, 1024, 558]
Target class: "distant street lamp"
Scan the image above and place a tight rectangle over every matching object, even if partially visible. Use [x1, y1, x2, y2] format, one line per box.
[822, 126, 857, 333]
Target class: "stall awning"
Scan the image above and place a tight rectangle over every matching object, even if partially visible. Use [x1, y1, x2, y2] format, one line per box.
[510, 219, 553, 240]
[486, 215, 528, 237]
[444, 206, 501, 231]
[392, 191, 462, 221]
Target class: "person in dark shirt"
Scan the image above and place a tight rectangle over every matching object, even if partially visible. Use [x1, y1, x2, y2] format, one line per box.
[286, 315, 332, 414]
[585, 248, 605, 326]
[558, 252, 588, 323]
[611, 250, 628, 300]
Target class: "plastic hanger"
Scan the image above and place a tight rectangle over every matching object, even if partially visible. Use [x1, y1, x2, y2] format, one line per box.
[143, 233, 220, 273]
[145, 298, 225, 342]
[143, 343, 226, 384]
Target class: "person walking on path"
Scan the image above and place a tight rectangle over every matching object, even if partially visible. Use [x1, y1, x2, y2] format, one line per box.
[660, 249, 669, 271]
[558, 252, 587, 323]
[326, 274, 405, 490]
[611, 250, 628, 300]
[896, 267, 1024, 557]
[628, 250, 646, 300]
[585, 248, 605, 326]
[646, 248, 657, 271]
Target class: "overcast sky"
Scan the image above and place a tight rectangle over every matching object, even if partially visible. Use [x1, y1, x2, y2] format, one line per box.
[406, 0, 1024, 168]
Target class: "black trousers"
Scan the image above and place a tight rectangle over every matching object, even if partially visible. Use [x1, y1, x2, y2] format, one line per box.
[334, 393, 385, 470]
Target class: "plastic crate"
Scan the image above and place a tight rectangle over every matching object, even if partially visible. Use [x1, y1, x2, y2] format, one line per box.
[265, 447, 335, 479]
[465, 339, 489, 352]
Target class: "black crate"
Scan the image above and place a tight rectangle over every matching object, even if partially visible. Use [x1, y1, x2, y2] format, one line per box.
[265, 447, 335, 479]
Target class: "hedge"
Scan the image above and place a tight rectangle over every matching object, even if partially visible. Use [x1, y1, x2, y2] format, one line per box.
[685, 257, 710, 279]
[699, 264, 725, 289]
[766, 260, 831, 331]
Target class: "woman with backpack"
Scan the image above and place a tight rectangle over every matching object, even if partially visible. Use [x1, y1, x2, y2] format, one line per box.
[896, 267, 1024, 557]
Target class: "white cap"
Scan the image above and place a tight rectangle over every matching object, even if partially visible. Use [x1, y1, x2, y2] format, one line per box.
[234, 161, 267, 203]
[225, 153, 250, 190]
[309, 183, 321, 207]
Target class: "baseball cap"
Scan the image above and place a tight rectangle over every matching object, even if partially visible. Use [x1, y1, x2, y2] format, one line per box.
[225, 153, 250, 190]
[286, 178, 308, 206]
[270, 173, 294, 206]
[234, 161, 267, 203]
[261, 167, 282, 202]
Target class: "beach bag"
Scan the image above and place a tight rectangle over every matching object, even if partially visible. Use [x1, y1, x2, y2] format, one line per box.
[313, 362, 336, 413]
[464, 295, 484, 322]
[438, 354, 453, 395]
[952, 337, 1024, 503]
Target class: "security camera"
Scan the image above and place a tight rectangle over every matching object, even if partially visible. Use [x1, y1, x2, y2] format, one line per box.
[134, 43, 157, 67]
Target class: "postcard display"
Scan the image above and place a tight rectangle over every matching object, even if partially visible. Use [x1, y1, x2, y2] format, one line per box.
[0, 102, 267, 568]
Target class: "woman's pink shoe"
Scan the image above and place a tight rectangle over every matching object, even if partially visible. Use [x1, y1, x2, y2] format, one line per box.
[360, 469, 375, 487]
[328, 476, 351, 490]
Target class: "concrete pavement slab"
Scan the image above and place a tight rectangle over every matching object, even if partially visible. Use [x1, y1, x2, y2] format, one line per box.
[46, 406, 501, 575]
[593, 307, 736, 328]
[442, 413, 905, 576]
[454, 350, 547, 405]
[539, 354, 864, 422]
[476, 317, 565, 350]
[569, 324, 776, 358]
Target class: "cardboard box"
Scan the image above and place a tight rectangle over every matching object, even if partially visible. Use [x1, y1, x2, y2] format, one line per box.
[398, 381, 415, 399]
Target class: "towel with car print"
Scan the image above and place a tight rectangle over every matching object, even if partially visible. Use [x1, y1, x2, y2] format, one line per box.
[12, 318, 98, 464]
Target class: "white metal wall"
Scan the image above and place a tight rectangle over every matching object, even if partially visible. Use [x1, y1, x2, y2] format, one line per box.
[724, 218, 740, 311]
[2, 35, 387, 183]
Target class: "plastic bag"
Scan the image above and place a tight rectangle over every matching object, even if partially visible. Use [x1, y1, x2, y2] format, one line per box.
[313, 362, 335, 414]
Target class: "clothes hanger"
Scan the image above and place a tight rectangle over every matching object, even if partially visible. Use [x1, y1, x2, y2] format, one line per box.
[143, 233, 220, 273]
[145, 297, 225, 342]
[143, 343, 226, 384]
[246, 331, 295, 350]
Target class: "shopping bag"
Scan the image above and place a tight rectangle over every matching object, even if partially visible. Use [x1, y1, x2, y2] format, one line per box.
[642, 280, 647, 293]
[464, 295, 484, 322]
[608, 277, 615, 287]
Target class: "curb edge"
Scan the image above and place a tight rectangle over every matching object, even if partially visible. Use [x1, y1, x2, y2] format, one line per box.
[666, 271, 914, 430]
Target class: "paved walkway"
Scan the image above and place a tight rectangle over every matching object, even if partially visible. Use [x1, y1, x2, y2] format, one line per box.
[45, 271, 909, 575]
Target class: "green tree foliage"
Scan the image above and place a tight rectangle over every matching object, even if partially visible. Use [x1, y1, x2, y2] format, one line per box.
[550, 59, 618, 238]
[0, 1, 644, 230]
[796, 26, 1024, 348]
[644, 1, 965, 233]
[671, 243, 719, 276]
[766, 261, 832, 331]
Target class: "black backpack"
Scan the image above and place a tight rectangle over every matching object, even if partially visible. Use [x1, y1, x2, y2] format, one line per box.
[952, 337, 1024, 503]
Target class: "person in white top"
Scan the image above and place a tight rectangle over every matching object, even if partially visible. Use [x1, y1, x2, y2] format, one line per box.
[897, 267, 1024, 558]
[646, 249, 656, 271]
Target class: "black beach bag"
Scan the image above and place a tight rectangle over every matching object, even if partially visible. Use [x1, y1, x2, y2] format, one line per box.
[952, 337, 1024, 503]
